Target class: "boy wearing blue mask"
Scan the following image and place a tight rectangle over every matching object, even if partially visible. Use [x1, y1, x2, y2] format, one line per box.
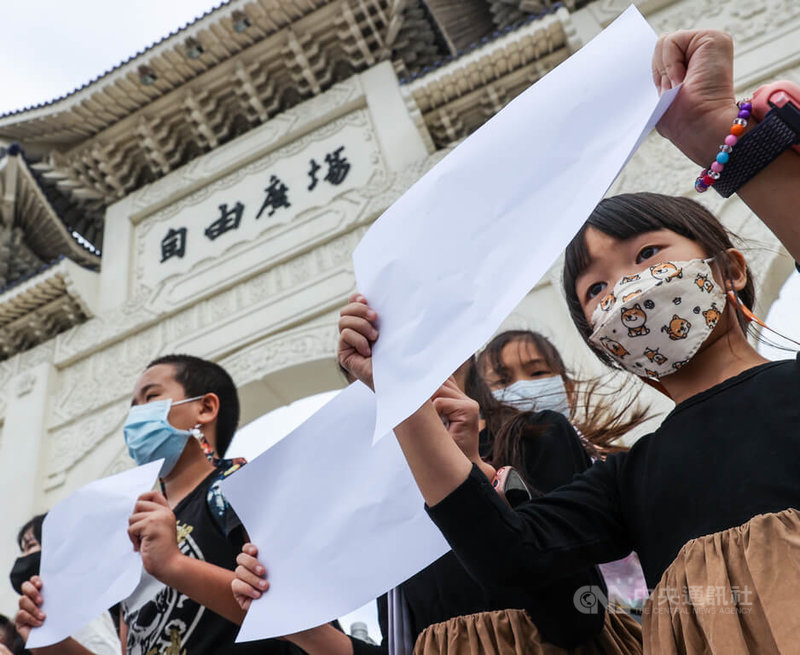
[17, 354, 353, 655]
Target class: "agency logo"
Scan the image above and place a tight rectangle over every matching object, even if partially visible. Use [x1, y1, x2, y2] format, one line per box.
[573, 585, 608, 614]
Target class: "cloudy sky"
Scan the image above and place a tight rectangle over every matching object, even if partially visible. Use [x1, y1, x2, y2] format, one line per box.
[0, 1, 223, 115]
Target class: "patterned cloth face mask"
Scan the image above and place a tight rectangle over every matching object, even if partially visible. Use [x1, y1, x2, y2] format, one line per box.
[588, 258, 727, 379]
[124, 396, 204, 477]
[491, 376, 570, 417]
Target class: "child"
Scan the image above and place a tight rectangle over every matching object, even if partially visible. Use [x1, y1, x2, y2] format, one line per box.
[337, 30, 800, 653]
[477, 330, 649, 614]
[16, 355, 348, 654]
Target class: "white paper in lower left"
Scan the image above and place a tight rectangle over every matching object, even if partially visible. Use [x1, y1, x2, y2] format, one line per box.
[26, 460, 162, 648]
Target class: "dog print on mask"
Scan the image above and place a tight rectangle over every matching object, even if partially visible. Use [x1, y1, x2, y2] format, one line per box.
[599, 337, 630, 359]
[650, 262, 683, 283]
[694, 273, 715, 293]
[644, 347, 668, 365]
[703, 303, 722, 329]
[662, 315, 692, 340]
[620, 274, 641, 285]
[672, 360, 688, 371]
[620, 304, 650, 337]
[644, 369, 659, 378]
[599, 293, 616, 312]
[622, 289, 643, 303]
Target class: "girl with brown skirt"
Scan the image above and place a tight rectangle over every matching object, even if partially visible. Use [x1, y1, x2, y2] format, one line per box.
[337, 29, 800, 654]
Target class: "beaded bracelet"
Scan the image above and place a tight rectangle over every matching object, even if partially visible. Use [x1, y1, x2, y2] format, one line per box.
[695, 99, 752, 193]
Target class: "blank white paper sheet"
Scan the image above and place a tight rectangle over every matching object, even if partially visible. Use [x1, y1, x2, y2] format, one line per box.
[353, 6, 679, 441]
[27, 460, 162, 648]
[221, 382, 450, 641]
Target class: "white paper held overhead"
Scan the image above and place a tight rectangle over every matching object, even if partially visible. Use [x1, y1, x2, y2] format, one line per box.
[26, 460, 162, 648]
[353, 6, 679, 441]
[220, 382, 450, 642]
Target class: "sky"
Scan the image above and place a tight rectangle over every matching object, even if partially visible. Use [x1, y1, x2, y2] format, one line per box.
[0, 0, 225, 115]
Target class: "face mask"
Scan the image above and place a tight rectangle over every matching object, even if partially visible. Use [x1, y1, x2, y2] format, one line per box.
[588, 258, 726, 379]
[492, 376, 570, 416]
[10, 550, 41, 594]
[124, 396, 204, 477]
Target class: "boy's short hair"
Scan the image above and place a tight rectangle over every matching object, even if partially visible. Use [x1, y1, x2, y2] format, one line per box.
[147, 354, 240, 457]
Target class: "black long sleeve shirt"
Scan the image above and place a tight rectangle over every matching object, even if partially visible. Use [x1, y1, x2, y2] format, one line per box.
[428, 358, 800, 593]
[353, 410, 608, 652]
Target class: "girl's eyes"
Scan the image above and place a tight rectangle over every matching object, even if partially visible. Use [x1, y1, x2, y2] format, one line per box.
[586, 281, 606, 300]
[636, 245, 661, 263]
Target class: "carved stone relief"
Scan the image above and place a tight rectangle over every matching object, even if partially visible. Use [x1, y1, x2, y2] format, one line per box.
[221, 312, 340, 389]
[127, 76, 366, 215]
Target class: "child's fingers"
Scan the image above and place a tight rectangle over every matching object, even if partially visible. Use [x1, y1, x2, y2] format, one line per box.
[235, 565, 269, 592]
[17, 596, 45, 623]
[21, 579, 43, 605]
[433, 397, 469, 418]
[236, 552, 266, 576]
[15, 608, 43, 629]
[131, 499, 165, 515]
[340, 301, 378, 322]
[432, 378, 468, 402]
[340, 328, 373, 358]
[127, 520, 145, 551]
[347, 292, 369, 304]
[338, 315, 378, 341]
[232, 578, 262, 602]
[660, 32, 688, 86]
[242, 543, 259, 557]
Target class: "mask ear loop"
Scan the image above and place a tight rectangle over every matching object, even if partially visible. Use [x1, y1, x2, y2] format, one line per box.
[726, 290, 800, 348]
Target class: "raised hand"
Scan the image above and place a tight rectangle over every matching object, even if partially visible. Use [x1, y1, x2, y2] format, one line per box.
[338, 293, 378, 389]
[653, 30, 738, 166]
[431, 377, 481, 464]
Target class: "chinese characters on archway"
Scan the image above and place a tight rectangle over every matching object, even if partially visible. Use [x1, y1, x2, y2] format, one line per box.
[160, 146, 351, 263]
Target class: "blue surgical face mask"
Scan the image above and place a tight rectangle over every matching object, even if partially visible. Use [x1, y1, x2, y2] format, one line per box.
[491, 376, 570, 417]
[124, 396, 204, 477]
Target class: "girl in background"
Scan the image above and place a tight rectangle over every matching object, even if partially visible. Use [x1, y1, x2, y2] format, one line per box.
[474, 330, 649, 615]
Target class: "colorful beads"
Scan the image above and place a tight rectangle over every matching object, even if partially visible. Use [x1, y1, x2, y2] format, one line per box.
[695, 99, 751, 193]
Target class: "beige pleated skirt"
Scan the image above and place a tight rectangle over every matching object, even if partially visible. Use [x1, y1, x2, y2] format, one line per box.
[643, 507, 800, 654]
[413, 608, 642, 654]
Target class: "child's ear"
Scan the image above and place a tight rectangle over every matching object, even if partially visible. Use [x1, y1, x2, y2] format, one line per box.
[721, 248, 748, 293]
[197, 393, 220, 427]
